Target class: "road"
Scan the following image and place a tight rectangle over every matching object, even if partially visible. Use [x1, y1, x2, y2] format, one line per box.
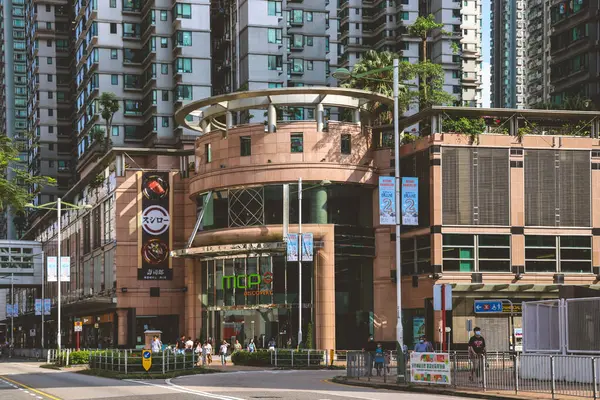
[0, 360, 482, 400]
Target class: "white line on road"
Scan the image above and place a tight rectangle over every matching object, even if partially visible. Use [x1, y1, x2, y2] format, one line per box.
[124, 379, 245, 400]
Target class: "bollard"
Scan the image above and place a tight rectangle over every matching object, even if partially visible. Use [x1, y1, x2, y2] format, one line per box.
[550, 356, 556, 399]
[274, 349, 278, 367]
[125, 349, 128, 375]
[593, 357, 598, 400]
[308, 350, 311, 367]
[162, 349, 166, 375]
[330, 349, 334, 367]
[291, 350, 294, 367]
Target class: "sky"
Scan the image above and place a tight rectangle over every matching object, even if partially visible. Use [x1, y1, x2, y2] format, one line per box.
[481, 0, 491, 107]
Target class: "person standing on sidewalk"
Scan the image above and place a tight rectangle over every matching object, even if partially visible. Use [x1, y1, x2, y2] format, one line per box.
[468, 327, 487, 382]
[414, 335, 434, 352]
[219, 340, 230, 365]
[363, 336, 377, 376]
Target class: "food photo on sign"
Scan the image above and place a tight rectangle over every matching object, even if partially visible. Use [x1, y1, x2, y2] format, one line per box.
[139, 172, 173, 280]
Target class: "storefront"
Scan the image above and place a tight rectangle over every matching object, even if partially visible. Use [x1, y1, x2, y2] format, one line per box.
[200, 253, 313, 349]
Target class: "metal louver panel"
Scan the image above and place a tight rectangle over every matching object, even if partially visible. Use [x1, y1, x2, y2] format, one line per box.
[559, 151, 590, 227]
[525, 149, 557, 226]
[525, 150, 590, 227]
[400, 150, 430, 227]
[442, 147, 474, 225]
[477, 148, 510, 225]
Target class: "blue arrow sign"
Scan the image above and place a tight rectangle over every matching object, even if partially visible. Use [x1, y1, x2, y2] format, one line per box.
[474, 300, 503, 313]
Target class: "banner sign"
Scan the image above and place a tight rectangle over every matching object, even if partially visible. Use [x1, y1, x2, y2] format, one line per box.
[402, 177, 419, 225]
[287, 233, 298, 262]
[410, 352, 451, 385]
[379, 177, 396, 225]
[301, 233, 313, 262]
[139, 172, 173, 280]
[47, 256, 58, 282]
[6, 303, 18, 318]
[35, 299, 42, 316]
[44, 299, 51, 315]
[60, 256, 70, 282]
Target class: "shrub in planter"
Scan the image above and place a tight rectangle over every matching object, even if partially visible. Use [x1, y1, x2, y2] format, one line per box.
[231, 351, 271, 366]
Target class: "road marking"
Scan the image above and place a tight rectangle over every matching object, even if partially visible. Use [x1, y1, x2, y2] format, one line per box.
[125, 379, 245, 400]
[0, 376, 61, 400]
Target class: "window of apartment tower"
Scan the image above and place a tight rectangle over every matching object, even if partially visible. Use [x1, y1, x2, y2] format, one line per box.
[205, 143, 212, 163]
[46, 40, 52, 47]
[110, 23, 117, 34]
[45, 5, 51, 11]
[110, 0, 116, 7]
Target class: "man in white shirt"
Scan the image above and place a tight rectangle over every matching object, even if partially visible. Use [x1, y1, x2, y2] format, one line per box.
[185, 336, 194, 351]
[151, 336, 162, 353]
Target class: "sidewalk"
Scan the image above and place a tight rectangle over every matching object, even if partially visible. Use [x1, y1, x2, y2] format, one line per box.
[332, 376, 579, 400]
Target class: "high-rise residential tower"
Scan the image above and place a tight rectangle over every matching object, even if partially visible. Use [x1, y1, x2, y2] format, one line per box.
[490, 0, 527, 108]
[337, 0, 483, 108]
[525, 0, 551, 107]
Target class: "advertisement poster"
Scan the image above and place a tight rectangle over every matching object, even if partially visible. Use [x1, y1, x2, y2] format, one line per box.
[35, 299, 42, 316]
[6, 304, 12, 318]
[139, 172, 173, 280]
[47, 256, 58, 282]
[60, 256, 70, 282]
[410, 352, 451, 385]
[44, 299, 51, 316]
[287, 233, 299, 262]
[379, 177, 396, 225]
[412, 316, 426, 346]
[301, 233, 313, 262]
[402, 177, 419, 226]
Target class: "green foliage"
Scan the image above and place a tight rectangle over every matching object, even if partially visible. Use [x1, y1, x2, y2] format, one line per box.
[231, 350, 272, 366]
[532, 94, 594, 111]
[306, 323, 314, 350]
[443, 117, 487, 143]
[0, 135, 56, 214]
[407, 14, 446, 41]
[98, 92, 120, 148]
[342, 51, 453, 124]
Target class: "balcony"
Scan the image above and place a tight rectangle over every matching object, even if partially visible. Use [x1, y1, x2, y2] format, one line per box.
[123, 100, 143, 116]
[123, 74, 143, 91]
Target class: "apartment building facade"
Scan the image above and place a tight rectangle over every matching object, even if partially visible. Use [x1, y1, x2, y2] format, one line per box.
[490, 0, 527, 108]
[525, 0, 551, 107]
[338, 0, 483, 108]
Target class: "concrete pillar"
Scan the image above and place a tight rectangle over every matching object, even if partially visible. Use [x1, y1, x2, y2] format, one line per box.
[353, 109, 361, 126]
[268, 104, 277, 133]
[116, 309, 128, 347]
[311, 188, 328, 224]
[316, 103, 324, 132]
[431, 114, 439, 134]
[226, 111, 233, 129]
[201, 121, 211, 134]
[315, 227, 335, 350]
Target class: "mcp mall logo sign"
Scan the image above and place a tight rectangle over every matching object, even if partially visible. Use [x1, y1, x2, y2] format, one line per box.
[222, 271, 273, 296]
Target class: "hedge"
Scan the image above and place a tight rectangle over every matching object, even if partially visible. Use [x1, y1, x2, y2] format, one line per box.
[231, 351, 271, 366]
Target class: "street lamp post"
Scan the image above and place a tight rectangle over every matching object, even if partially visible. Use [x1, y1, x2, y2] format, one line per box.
[26, 198, 92, 352]
[11, 273, 14, 349]
[297, 177, 303, 348]
[332, 60, 406, 381]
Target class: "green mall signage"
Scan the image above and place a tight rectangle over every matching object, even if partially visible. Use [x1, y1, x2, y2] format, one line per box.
[222, 271, 273, 290]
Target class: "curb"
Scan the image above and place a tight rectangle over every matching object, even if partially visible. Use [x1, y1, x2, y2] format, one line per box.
[331, 377, 525, 400]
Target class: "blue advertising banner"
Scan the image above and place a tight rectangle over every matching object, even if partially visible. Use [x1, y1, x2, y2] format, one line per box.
[301, 233, 314, 262]
[5, 304, 12, 318]
[402, 177, 419, 226]
[47, 256, 58, 282]
[35, 299, 42, 316]
[287, 233, 299, 262]
[44, 299, 51, 316]
[379, 176, 396, 225]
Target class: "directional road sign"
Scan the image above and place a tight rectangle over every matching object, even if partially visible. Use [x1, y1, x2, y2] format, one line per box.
[474, 300, 503, 313]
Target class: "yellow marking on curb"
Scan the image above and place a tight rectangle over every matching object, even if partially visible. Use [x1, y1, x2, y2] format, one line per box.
[0, 375, 62, 400]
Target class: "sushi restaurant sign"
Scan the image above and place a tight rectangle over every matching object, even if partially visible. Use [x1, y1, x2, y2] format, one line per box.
[222, 271, 273, 296]
[410, 352, 451, 385]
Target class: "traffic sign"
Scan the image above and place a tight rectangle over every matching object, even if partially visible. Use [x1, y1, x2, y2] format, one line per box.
[474, 300, 503, 313]
[502, 304, 522, 314]
[74, 321, 83, 332]
[142, 350, 152, 371]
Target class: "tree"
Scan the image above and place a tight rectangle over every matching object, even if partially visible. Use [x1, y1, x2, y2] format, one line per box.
[98, 92, 120, 149]
[407, 15, 446, 106]
[342, 50, 453, 123]
[0, 135, 56, 214]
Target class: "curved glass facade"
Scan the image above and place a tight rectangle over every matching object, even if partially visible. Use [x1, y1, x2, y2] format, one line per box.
[197, 183, 373, 231]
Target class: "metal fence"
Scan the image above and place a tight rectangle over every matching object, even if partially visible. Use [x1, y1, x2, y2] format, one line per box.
[267, 349, 350, 367]
[523, 297, 600, 355]
[346, 351, 600, 399]
[89, 349, 198, 375]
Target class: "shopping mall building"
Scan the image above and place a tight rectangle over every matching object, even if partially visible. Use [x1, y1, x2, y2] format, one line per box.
[14, 88, 600, 351]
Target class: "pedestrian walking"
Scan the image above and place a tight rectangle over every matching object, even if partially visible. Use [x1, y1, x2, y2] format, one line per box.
[205, 340, 213, 364]
[219, 340, 230, 365]
[468, 327, 486, 382]
[374, 343, 385, 376]
[247, 339, 256, 353]
[151, 335, 162, 353]
[414, 335, 434, 352]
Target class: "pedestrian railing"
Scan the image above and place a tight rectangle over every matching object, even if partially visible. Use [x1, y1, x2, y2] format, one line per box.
[89, 349, 199, 375]
[346, 351, 600, 399]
